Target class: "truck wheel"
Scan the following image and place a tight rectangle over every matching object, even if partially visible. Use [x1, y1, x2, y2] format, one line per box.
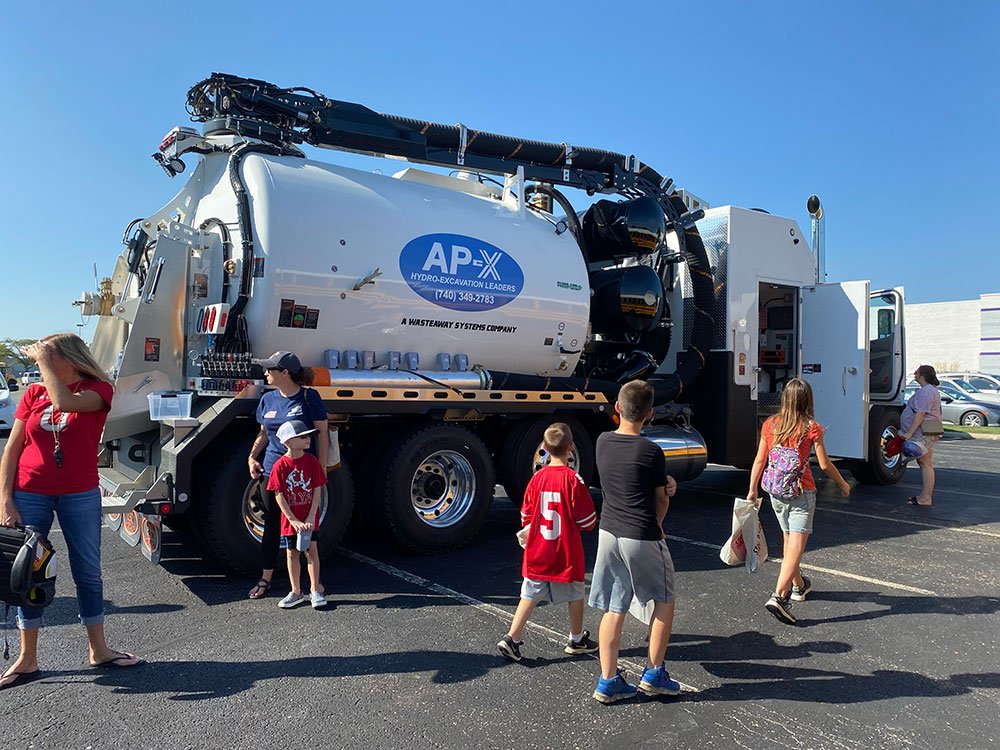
[376, 424, 494, 553]
[316, 463, 356, 560]
[851, 408, 905, 485]
[500, 415, 595, 508]
[197, 440, 355, 575]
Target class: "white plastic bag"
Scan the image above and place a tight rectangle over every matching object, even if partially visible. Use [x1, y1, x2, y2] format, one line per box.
[516, 525, 529, 548]
[720, 497, 769, 572]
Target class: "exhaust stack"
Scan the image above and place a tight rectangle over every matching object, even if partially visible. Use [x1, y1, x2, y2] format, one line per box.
[807, 194, 825, 282]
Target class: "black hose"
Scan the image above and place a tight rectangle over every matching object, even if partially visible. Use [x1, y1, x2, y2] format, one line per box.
[647, 194, 715, 404]
[224, 143, 301, 346]
[199, 217, 233, 305]
[523, 184, 584, 253]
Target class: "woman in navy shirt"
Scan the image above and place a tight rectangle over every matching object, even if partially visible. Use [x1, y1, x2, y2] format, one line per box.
[247, 352, 328, 599]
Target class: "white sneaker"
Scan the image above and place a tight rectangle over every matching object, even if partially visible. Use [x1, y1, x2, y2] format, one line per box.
[310, 591, 327, 609]
[278, 592, 307, 609]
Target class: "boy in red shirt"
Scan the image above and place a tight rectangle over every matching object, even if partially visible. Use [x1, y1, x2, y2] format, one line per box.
[267, 420, 328, 609]
[497, 423, 598, 661]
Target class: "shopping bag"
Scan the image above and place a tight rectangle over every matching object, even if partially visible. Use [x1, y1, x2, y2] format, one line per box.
[515, 525, 529, 548]
[628, 595, 655, 626]
[720, 497, 768, 572]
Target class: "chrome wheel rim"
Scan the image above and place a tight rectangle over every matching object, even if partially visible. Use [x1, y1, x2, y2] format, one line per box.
[531, 440, 581, 475]
[410, 450, 476, 528]
[242, 479, 328, 543]
[963, 413, 984, 427]
[880, 425, 902, 471]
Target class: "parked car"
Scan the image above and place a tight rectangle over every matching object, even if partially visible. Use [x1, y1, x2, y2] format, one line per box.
[935, 376, 1000, 404]
[20, 370, 42, 386]
[0, 385, 14, 436]
[939, 371, 1000, 396]
[906, 382, 1000, 427]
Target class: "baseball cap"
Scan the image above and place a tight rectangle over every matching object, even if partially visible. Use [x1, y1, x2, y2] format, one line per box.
[276, 419, 318, 445]
[254, 351, 302, 374]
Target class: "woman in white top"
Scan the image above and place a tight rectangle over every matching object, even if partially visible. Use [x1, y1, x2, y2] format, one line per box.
[901, 365, 943, 507]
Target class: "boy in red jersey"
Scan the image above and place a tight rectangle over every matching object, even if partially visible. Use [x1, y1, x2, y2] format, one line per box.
[267, 420, 328, 610]
[497, 423, 598, 661]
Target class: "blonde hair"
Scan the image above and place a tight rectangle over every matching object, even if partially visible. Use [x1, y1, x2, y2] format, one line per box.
[42, 333, 113, 385]
[771, 378, 814, 446]
[543, 422, 573, 457]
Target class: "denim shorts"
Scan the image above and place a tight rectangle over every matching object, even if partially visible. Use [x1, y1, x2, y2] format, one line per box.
[13, 488, 105, 629]
[769, 489, 817, 534]
[520, 578, 585, 604]
[588, 529, 675, 613]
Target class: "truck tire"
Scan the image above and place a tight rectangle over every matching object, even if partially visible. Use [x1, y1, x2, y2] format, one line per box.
[376, 424, 494, 553]
[852, 407, 905, 485]
[196, 439, 355, 575]
[500, 415, 595, 508]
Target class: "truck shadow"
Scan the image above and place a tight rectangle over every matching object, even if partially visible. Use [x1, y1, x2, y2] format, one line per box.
[20, 596, 186, 628]
[682, 664, 1000, 703]
[620, 630, 852, 663]
[793, 590, 1000, 625]
[81, 651, 519, 700]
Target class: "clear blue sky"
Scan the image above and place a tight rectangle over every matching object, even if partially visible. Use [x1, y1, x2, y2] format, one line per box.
[1, 1, 997, 341]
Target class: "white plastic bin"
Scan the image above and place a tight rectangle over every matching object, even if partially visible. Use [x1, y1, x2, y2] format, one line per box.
[147, 391, 193, 421]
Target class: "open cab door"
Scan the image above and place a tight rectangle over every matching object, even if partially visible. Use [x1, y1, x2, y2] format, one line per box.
[799, 281, 870, 459]
[868, 288, 906, 403]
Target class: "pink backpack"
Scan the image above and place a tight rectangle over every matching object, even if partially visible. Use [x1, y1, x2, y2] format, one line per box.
[761, 422, 811, 500]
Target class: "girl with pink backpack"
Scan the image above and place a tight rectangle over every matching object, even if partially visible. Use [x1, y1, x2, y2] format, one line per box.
[746, 378, 851, 624]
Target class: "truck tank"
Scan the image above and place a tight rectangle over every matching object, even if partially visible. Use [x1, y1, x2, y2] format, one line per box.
[193, 152, 591, 376]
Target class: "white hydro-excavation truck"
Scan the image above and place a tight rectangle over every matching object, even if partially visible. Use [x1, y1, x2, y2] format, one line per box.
[80, 74, 907, 573]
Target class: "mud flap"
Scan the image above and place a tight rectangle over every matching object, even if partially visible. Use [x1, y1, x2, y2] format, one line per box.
[140, 514, 162, 564]
[104, 512, 123, 532]
[120, 510, 142, 547]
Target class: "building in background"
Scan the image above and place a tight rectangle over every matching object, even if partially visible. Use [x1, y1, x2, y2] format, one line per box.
[905, 293, 1000, 373]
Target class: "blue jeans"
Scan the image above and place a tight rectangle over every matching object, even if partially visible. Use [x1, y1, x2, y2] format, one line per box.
[13, 488, 105, 629]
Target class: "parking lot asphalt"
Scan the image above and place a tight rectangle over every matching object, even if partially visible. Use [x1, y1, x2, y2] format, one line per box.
[0, 420, 998, 749]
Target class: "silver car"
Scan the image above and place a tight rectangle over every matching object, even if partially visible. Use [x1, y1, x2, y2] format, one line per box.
[905, 382, 1000, 427]
[939, 371, 1000, 397]
[0, 384, 14, 436]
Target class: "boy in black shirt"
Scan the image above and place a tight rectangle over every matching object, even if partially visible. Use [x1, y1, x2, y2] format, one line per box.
[588, 380, 682, 703]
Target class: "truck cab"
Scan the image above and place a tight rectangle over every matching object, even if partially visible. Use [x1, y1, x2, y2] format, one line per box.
[678, 206, 906, 483]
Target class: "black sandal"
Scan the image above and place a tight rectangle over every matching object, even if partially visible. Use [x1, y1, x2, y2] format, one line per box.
[906, 496, 931, 507]
[248, 579, 271, 599]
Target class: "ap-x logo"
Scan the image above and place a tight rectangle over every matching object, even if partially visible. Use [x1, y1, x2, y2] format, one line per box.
[400, 233, 525, 312]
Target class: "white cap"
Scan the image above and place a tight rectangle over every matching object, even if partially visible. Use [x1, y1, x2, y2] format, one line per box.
[276, 419, 318, 445]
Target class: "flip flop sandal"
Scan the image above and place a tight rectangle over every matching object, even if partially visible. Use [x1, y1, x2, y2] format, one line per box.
[248, 579, 272, 599]
[0, 669, 43, 691]
[905, 497, 931, 507]
[91, 652, 146, 670]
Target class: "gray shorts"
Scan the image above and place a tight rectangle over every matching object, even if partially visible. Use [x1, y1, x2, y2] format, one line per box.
[521, 578, 585, 605]
[588, 529, 675, 613]
[770, 489, 817, 534]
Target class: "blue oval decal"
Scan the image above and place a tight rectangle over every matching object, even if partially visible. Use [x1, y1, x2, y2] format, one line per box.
[399, 233, 524, 312]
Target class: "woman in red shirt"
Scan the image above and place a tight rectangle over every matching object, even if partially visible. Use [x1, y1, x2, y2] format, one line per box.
[0, 334, 143, 691]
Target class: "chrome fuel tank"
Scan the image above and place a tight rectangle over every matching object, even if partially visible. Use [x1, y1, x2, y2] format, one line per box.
[643, 424, 708, 481]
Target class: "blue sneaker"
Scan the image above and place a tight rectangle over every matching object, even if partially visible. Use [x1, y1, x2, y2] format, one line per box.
[638, 664, 681, 696]
[593, 669, 638, 704]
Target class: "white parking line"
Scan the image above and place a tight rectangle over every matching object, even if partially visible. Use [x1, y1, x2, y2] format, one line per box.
[664, 534, 937, 596]
[820, 507, 1000, 539]
[894, 482, 1000, 501]
[338, 548, 700, 693]
[685, 484, 1000, 539]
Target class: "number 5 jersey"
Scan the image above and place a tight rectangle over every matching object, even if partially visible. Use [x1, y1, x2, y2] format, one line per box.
[520, 465, 597, 583]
